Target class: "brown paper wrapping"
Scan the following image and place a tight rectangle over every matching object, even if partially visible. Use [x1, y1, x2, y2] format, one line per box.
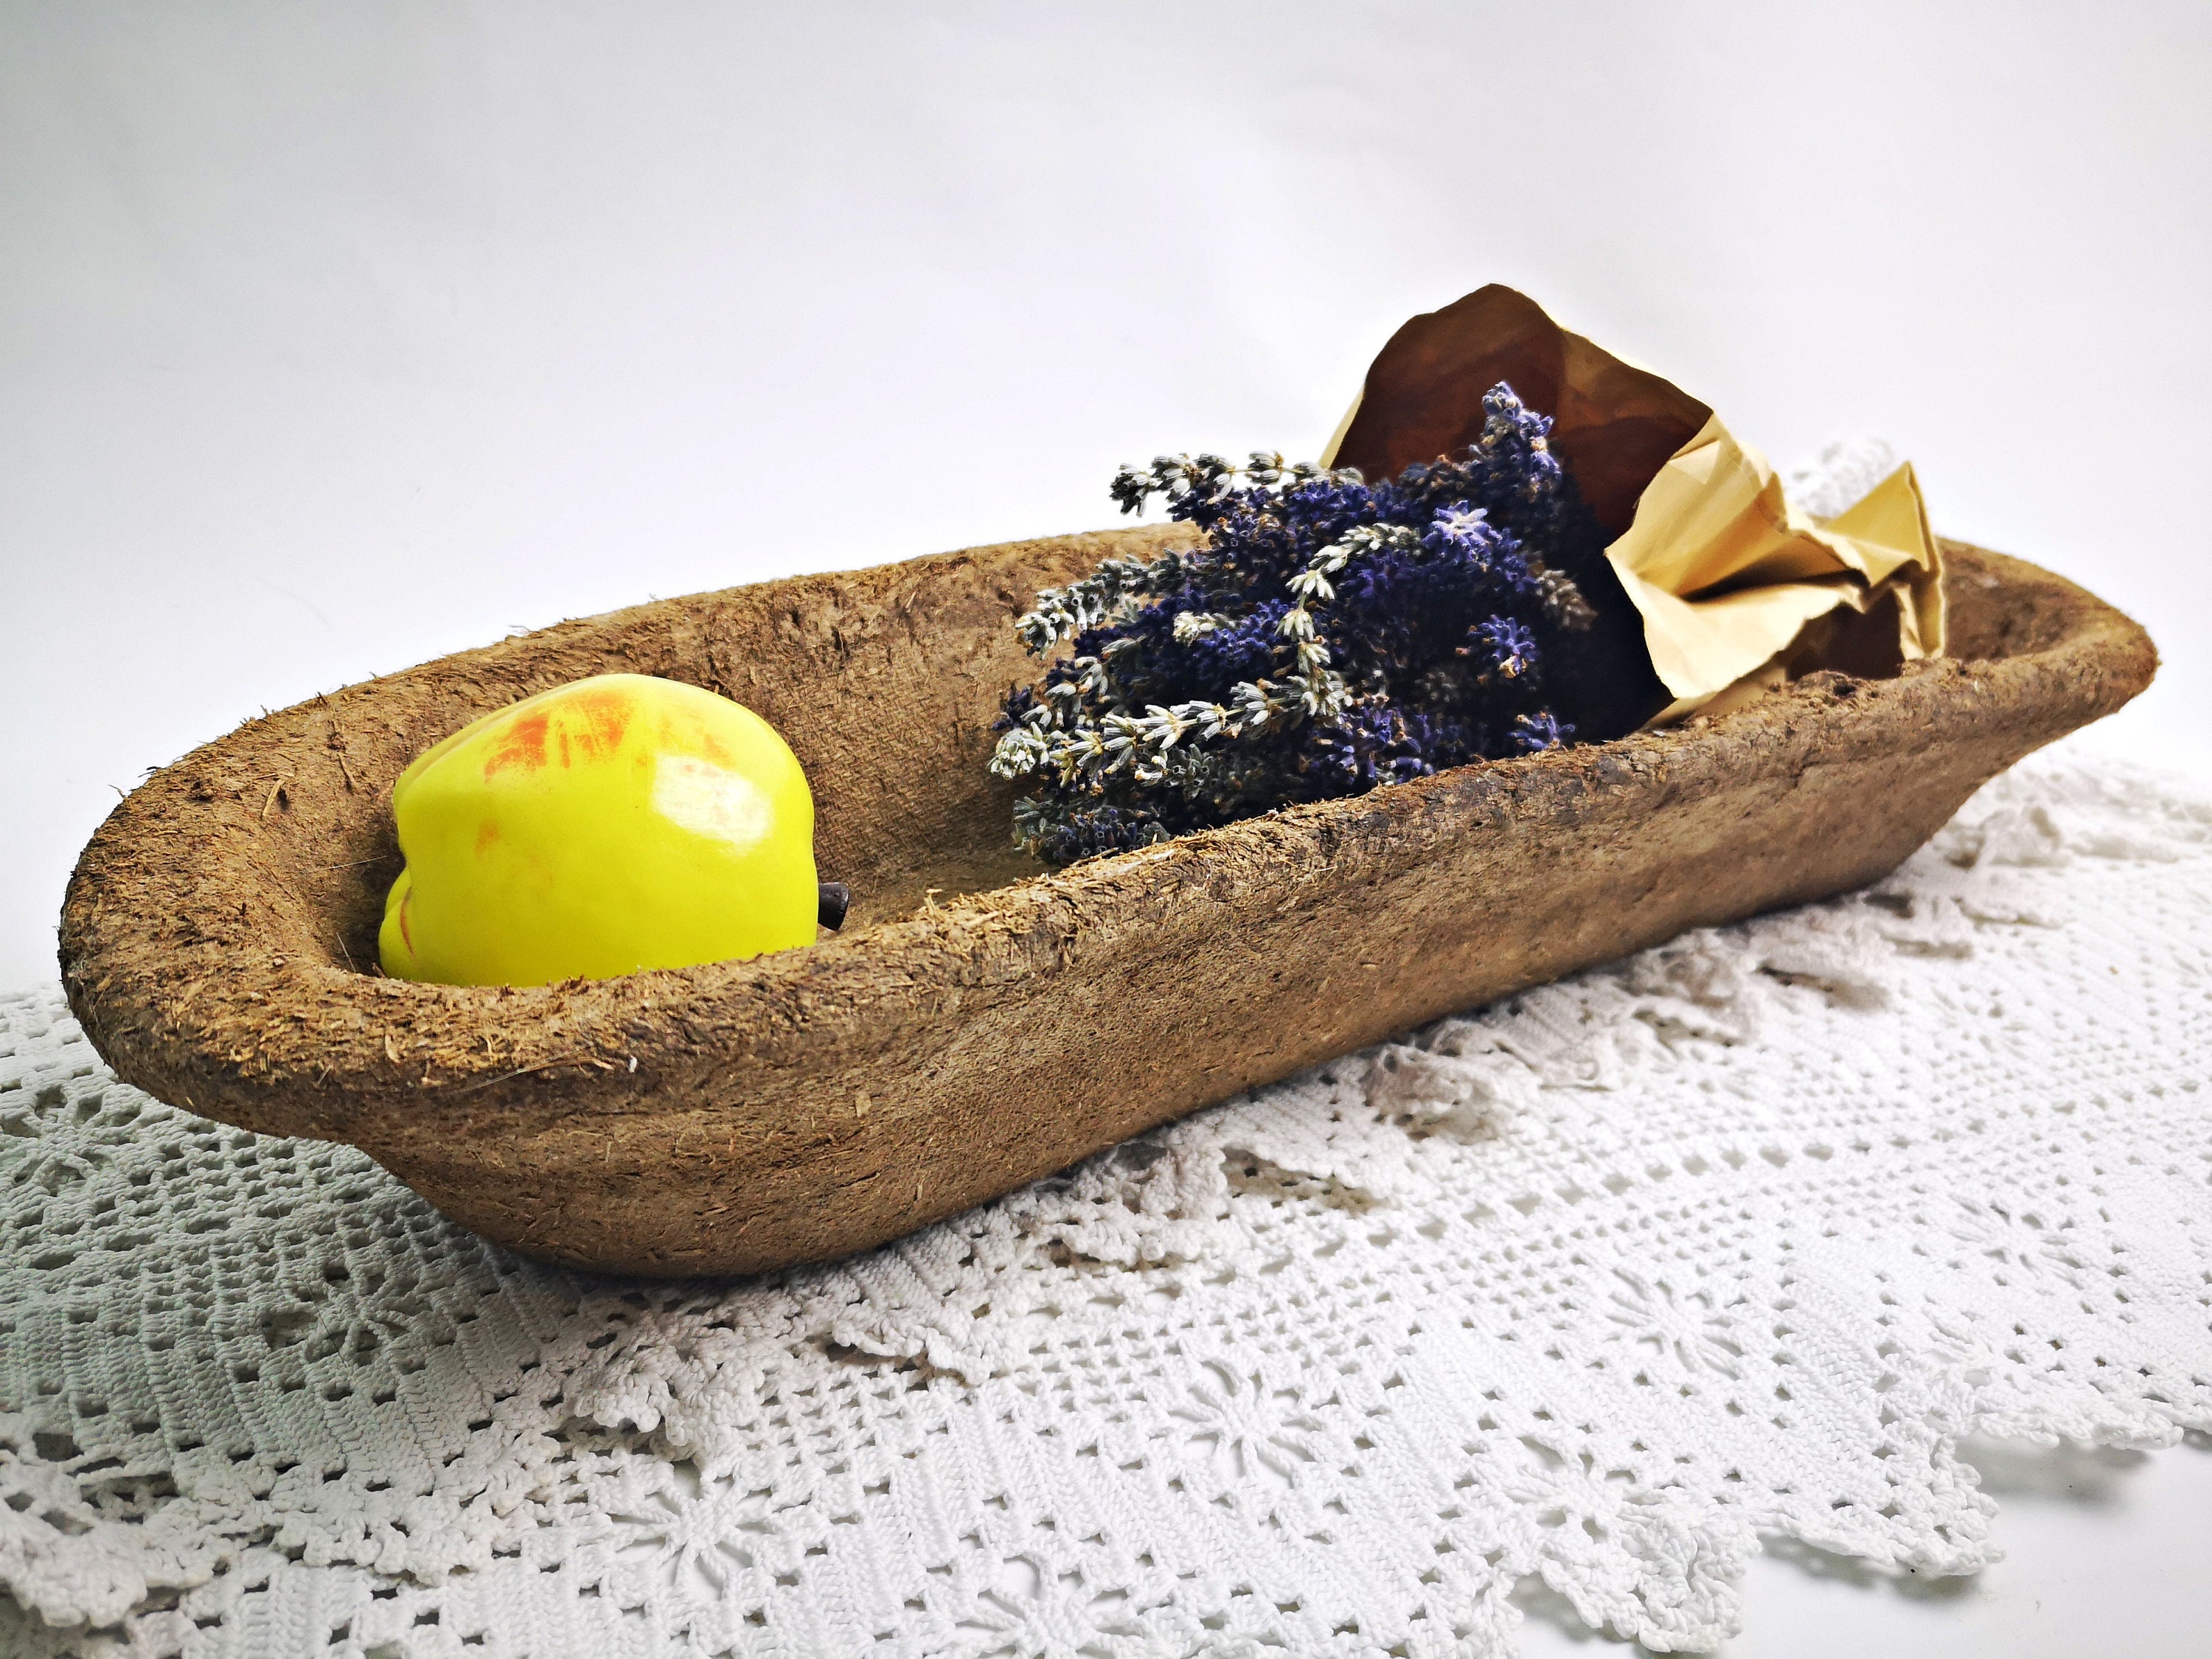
[1322, 285, 1944, 722]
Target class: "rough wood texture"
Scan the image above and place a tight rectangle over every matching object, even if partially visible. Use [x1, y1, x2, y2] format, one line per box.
[58, 534, 2155, 1277]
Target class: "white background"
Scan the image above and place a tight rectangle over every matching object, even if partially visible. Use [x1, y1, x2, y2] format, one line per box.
[4, 4, 2208, 1652]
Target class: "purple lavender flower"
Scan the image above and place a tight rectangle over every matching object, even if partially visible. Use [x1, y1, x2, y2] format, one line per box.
[990, 383, 1652, 862]
[1514, 710, 1571, 751]
[1472, 616, 1539, 680]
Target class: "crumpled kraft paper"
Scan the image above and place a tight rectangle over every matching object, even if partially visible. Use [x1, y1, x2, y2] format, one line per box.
[1321, 284, 1944, 723]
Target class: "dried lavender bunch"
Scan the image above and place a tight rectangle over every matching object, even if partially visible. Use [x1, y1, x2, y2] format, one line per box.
[991, 382, 1639, 864]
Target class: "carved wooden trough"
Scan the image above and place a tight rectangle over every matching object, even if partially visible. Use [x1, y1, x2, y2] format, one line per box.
[58, 531, 2154, 1276]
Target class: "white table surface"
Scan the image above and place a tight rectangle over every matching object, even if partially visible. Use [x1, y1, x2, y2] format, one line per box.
[4, 6, 2207, 1652]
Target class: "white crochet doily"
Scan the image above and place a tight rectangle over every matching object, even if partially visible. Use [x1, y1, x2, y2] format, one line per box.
[4, 748, 2210, 1659]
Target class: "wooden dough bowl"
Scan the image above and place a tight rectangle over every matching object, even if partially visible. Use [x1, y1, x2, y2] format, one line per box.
[58, 532, 2154, 1276]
